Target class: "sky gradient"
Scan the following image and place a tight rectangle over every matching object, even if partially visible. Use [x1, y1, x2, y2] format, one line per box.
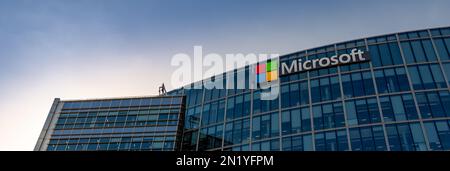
[1, 0, 450, 150]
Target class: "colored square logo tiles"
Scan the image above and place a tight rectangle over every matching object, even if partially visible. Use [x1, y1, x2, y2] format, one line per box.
[257, 63, 266, 74]
[267, 70, 278, 82]
[256, 59, 278, 83]
[257, 73, 266, 83]
[266, 60, 277, 72]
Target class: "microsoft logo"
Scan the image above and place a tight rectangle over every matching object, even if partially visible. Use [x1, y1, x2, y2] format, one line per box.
[256, 59, 278, 83]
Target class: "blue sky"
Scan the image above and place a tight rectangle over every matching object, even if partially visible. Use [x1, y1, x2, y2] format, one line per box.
[0, 0, 450, 150]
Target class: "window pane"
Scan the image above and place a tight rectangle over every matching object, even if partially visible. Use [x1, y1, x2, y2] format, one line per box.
[443, 63, 450, 86]
[402, 94, 418, 120]
[300, 81, 309, 105]
[271, 113, 279, 137]
[427, 92, 445, 118]
[401, 42, 415, 64]
[397, 124, 415, 151]
[422, 40, 437, 61]
[434, 38, 450, 60]
[369, 45, 382, 67]
[430, 64, 447, 88]
[379, 44, 393, 66]
[311, 79, 320, 103]
[389, 42, 403, 65]
[408, 66, 423, 90]
[436, 121, 450, 150]
[350, 128, 362, 151]
[313, 105, 323, 130]
[320, 78, 331, 101]
[291, 109, 301, 134]
[424, 122, 442, 150]
[380, 97, 395, 122]
[418, 65, 435, 89]
[362, 72, 375, 95]
[440, 91, 450, 117]
[342, 74, 352, 98]
[301, 107, 311, 131]
[391, 96, 407, 121]
[345, 101, 358, 126]
[409, 123, 427, 151]
[352, 73, 364, 97]
[411, 41, 426, 62]
[396, 68, 410, 91]
[281, 111, 291, 135]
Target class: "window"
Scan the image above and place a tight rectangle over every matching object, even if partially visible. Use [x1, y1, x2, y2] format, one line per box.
[345, 98, 381, 126]
[314, 130, 348, 151]
[352, 73, 365, 97]
[350, 125, 386, 151]
[226, 97, 235, 121]
[434, 38, 450, 60]
[224, 123, 233, 146]
[342, 72, 375, 98]
[408, 64, 447, 90]
[252, 91, 261, 114]
[139, 99, 151, 106]
[314, 132, 325, 151]
[319, 77, 331, 101]
[281, 84, 290, 108]
[312, 102, 345, 130]
[243, 93, 251, 117]
[210, 78, 226, 101]
[198, 125, 223, 150]
[311, 79, 320, 103]
[201, 104, 210, 126]
[416, 91, 450, 119]
[202, 100, 225, 126]
[232, 120, 243, 144]
[224, 118, 250, 146]
[281, 108, 310, 135]
[235, 95, 244, 118]
[171, 97, 183, 106]
[160, 98, 172, 105]
[311, 77, 340, 103]
[369, 43, 403, 67]
[281, 111, 291, 135]
[208, 102, 219, 125]
[386, 123, 427, 151]
[252, 139, 280, 151]
[120, 99, 131, 107]
[185, 107, 201, 129]
[110, 100, 121, 107]
[424, 120, 450, 150]
[282, 134, 313, 151]
[186, 89, 203, 107]
[253, 90, 278, 114]
[281, 81, 308, 108]
[217, 100, 225, 123]
[374, 67, 410, 94]
[443, 63, 450, 86]
[252, 113, 279, 141]
[424, 122, 442, 150]
[379, 94, 418, 122]
[401, 40, 437, 63]
[204, 88, 212, 102]
[299, 81, 309, 105]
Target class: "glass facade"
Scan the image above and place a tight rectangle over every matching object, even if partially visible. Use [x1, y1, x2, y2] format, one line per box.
[35, 96, 185, 151]
[36, 26, 450, 151]
[171, 27, 450, 151]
